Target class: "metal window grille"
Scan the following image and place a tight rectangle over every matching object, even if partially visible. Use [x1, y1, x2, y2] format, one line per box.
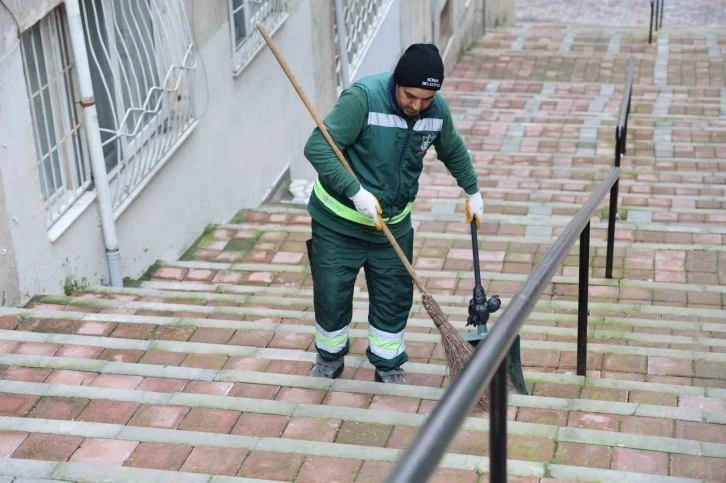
[333, 0, 394, 91]
[228, 0, 288, 74]
[78, 0, 197, 213]
[20, 7, 92, 228]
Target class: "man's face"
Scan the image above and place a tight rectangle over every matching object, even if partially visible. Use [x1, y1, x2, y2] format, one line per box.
[395, 86, 435, 117]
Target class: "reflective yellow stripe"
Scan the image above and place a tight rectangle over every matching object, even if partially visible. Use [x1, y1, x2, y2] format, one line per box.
[313, 178, 412, 226]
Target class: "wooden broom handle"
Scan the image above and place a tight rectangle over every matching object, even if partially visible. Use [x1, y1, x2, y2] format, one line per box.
[256, 23, 427, 294]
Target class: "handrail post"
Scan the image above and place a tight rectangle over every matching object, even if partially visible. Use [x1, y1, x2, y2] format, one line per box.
[659, 0, 665, 28]
[577, 222, 590, 376]
[605, 131, 621, 279]
[649, 1, 654, 44]
[490, 357, 508, 483]
[654, 0, 660, 32]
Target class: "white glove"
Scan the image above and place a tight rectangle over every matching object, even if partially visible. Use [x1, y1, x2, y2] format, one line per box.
[466, 191, 484, 228]
[350, 186, 382, 230]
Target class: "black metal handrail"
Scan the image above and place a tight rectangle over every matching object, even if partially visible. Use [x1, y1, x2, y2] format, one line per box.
[605, 55, 635, 279]
[385, 168, 621, 483]
[649, 0, 665, 44]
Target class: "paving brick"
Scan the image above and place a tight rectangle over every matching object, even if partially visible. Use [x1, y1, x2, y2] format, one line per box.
[0, 393, 39, 417]
[0, 431, 28, 457]
[237, 451, 305, 480]
[27, 396, 89, 421]
[580, 387, 627, 402]
[78, 400, 141, 425]
[180, 353, 228, 370]
[603, 354, 647, 373]
[555, 442, 612, 469]
[335, 421, 392, 447]
[228, 330, 275, 348]
[1, 366, 51, 383]
[533, 383, 581, 399]
[620, 416, 673, 437]
[276, 387, 326, 404]
[356, 461, 397, 483]
[183, 380, 234, 396]
[627, 391, 678, 407]
[98, 348, 145, 363]
[515, 408, 568, 426]
[91, 374, 143, 390]
[45, 369, 97, 386]
[231, 413, 290, 438]
[368, 394, 421, 413]
[611, 448, 668, 475]
[296, 456, 361, 483]
[189, 327, 236, 344]
[12, 433, 83, 462]
[69, 438, 138, 465]
[648, 357, 693, 377]
[450, 430, 490, 456]
[267, 332, 314, 350]
[671, 454, 726, 480]
[509, 435, 555, 462]
[180, 446, 248, 476]
[676, 421, 726, 444]
[178, 407, 241, 434]
[567, 411, 619, 432]
[323, 391, 373, 409]
[695, 360, 723, 379]
[128, 404, 189, 429]
[124, 442, 193, 471]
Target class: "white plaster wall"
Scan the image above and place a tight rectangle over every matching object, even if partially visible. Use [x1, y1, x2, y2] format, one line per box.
[0, 0, 317, 301]
[350, 0, 402, 81]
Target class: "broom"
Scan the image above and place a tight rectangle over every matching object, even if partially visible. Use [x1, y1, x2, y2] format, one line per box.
[256, 23, 490, 411]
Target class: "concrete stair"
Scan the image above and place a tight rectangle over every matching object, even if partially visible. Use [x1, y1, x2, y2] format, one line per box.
[1, 21, 725, 483]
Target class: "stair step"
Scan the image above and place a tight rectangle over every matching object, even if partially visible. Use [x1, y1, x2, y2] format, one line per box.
[3, 306, 726, 387]
[0, 418, 711, 482]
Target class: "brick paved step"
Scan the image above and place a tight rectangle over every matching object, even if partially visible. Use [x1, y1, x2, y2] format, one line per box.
[449, 54, 725, 87]
[11, 291, 726, 357]
[0, 411, 721, 481]
[39, 286, 726, 354]
[0, 373, 724, 478]
[0, 458, 272, 483]
[145, 257, 726, 305]
[2, 346, 725, 418]
[476, 23, 726, 41]
[11, 294, 726, 368]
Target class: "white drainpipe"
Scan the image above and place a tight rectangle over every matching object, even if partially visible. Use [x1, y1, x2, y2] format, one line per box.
[64, 0, 123, 287]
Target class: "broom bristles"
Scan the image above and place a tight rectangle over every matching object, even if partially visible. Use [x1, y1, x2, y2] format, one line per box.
[421, 292, 514, 413]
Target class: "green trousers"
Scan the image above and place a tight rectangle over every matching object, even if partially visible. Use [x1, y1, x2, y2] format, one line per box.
[308, 219, 414, 371]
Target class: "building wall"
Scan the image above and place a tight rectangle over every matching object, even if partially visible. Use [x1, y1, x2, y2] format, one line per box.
[0, 0, 317, 302]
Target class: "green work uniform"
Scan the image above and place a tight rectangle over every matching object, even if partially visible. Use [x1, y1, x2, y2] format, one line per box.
[303, 72, 479, 371]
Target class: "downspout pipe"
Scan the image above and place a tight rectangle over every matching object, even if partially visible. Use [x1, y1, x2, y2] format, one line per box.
[64, 0, 123, 287]
[333, 0, 351, 90]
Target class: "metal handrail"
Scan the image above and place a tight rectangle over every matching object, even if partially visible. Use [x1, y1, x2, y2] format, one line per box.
[385, 168, 621, 483]
[605, 55, 635, 279]
[649, 0, 665, 44]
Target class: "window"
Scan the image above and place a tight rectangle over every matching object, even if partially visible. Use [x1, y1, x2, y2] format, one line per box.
[333, 0, 394, 92]
[228, 0, 288, 75]
[79, 0, 197, 213]
[21, 7, 91, 228]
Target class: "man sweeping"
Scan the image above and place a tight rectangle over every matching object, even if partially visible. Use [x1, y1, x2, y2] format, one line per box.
[303, 43, 483, 384]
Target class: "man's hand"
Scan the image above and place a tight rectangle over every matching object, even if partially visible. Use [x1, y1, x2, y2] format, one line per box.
[465, 191, 484, 229]
[350, 187, 383, 230]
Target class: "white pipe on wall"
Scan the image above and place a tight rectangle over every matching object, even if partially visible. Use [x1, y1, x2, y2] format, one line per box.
[64, 0, 123, 287]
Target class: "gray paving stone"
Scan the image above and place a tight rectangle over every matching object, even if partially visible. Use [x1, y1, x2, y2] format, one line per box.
[607, 33, 621, 54]
[525, 225, 553, 238]
[528, 205, 552, 216]
[627, 210, 653, 223]
[431, 202, 457, 214]
[501, 138, 521, 153]
[558, 31, 575, 53]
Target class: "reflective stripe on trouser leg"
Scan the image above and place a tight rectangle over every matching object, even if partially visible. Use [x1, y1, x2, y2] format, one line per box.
[368, 325, 406, 360]
[364, 228, 414, 371]
[310, 220, 366, 361]
[315, 324, 350, 355]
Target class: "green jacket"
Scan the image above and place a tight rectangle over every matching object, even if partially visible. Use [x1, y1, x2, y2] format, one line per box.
[304, 73, 479, 242]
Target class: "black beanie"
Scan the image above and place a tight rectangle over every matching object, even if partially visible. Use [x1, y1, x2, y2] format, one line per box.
[393, 43, 444, 91]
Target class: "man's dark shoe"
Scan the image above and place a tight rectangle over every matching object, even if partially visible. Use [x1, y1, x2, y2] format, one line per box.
[308, 355, 344, 379]
[374, 367, 407, 384]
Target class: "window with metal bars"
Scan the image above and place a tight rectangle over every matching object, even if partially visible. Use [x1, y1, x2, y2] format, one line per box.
[78, 0, 197, 214]
[333, 0, 394, 92]
[20, 7, 92, 229]
[228, 0, 289, 75]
